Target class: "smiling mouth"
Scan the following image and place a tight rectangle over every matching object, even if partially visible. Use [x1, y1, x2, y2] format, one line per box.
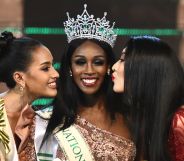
[48, 82, 57, 88]
[81, 78, 97, 86]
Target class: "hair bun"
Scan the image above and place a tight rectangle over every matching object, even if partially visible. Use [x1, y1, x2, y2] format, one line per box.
[0, 31, 15, 43]
[0, 31, 15, 58]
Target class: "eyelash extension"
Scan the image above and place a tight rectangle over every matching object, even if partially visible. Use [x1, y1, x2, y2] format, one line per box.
[74, 59, 106, 66]
[120, 58, 125, 62]
[41, 66, 50, 71]
[93, 59, 105, 65]
[74, 59, 86, 65]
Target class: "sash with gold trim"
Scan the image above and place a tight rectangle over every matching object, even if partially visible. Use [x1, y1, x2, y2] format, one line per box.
[0, 98, 19, 161]
[54, 125, 95, 161]
[0, 99, 10, 154]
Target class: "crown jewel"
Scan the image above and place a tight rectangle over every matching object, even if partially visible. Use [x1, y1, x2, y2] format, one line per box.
[63, 4, 117, 47]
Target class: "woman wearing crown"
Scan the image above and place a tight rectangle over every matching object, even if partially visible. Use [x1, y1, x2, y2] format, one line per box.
[41, 4, 136, 161]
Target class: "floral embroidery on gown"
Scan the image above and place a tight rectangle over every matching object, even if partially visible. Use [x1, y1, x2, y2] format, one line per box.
[19, 117, 37, 161]
[169, 107, 184, 161]
[57, 116, 136, 161]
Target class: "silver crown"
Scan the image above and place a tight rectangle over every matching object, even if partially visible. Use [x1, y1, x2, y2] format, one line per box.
[63, 4, 117, 47]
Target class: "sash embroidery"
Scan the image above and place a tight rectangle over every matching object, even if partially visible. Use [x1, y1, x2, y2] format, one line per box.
[0, 99, 10, 154]
[55, 125, 95, 161]
[37, 152, 53, 161]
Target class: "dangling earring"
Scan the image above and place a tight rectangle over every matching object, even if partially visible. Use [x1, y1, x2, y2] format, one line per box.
[14, 84, 24, 96]
[107, 68, 110, 75]
[19, 85, 24, 96]
[70, 70, 72, 77]
[19, 86, 23, 92]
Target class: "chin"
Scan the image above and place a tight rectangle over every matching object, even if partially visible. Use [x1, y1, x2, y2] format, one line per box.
[45, 90, 57, 97]
[113, 87, 120, 93]
[81, 90, 96, 95]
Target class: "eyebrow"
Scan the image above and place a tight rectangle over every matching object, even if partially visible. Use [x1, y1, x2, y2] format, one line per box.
[74, 55, 105, 58]
[40, 61, 52, 65]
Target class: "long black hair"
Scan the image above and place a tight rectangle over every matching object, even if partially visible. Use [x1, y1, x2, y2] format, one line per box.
[123, 36, 184, 161]
[43, 38, 122, 143]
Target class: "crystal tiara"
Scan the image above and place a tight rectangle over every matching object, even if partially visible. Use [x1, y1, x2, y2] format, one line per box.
[63, 4, 117, 47]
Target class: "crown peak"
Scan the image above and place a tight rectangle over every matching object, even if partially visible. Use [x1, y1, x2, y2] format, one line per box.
[63, 4, 117, 47]
[84, 4, 87, 8]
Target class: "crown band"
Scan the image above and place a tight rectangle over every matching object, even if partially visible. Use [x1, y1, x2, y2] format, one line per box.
[63, 4, 117, 47]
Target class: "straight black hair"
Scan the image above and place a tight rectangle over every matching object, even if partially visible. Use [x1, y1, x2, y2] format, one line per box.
[123, 36, 184, 161]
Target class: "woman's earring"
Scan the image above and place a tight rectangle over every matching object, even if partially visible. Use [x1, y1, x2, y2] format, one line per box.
[19, 85, 24, 96]
[107, 68, 110, 75]
[19, 86, 24, 92]
[70, 70, 72, 77]
[14, 85, 24, 96]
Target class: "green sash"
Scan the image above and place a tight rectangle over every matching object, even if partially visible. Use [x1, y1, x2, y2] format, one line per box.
[55, 125, 94, 161]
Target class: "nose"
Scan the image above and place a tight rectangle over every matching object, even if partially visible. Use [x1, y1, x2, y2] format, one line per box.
[85, 63, 95, 75]
[112, 61, 117, 72]
[112, 60, 120, 72]
[52, 67, 59, 78]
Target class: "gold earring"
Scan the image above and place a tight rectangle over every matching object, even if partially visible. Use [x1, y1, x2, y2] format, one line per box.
[14, 85, 24, 96]
[19, 86, 24, 96]
[19, 86, 23, 92]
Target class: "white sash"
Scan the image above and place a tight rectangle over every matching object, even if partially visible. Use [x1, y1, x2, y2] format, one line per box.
[34, 114, 58, 161]
[55, 125, 94, 161]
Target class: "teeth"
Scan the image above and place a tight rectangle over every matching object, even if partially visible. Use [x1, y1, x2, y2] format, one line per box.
[48, 82, 56, 87]
[82, 79, 96, 84]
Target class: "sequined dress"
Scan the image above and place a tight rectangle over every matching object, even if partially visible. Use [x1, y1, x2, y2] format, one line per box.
[169, 107, 184, 161]
[56, 116, 136, 161]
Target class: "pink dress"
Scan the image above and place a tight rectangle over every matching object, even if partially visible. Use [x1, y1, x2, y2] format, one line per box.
[56, 115, 136, 161]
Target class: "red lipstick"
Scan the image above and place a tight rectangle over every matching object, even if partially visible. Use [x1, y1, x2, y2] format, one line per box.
[111, 75, 115, 81]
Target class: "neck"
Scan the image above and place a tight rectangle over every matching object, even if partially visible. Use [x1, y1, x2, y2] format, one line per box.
[3, 89, 30, 113]
[78, 97, 112, 127]
[2, 89, 33, 133]
[78, 90, 104, 107]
